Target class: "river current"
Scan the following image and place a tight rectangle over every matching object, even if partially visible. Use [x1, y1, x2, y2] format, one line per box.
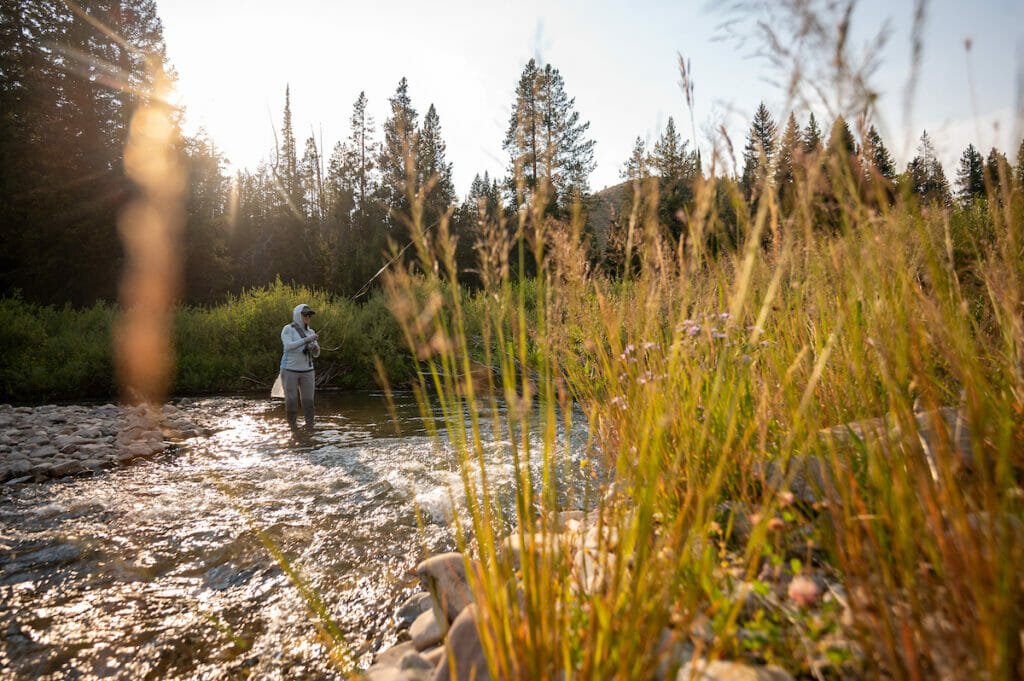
[0, 391, 590, 680]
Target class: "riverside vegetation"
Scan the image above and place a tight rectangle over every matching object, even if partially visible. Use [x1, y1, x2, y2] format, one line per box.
[364, 148, 1024, 679]
[0, 281, 414, 402]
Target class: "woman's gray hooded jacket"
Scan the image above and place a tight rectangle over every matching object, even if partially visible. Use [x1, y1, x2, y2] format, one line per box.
[280, 304, 320, 371]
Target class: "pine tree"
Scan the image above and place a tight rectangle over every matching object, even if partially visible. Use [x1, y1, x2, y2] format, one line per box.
[277, 85, 300, 210]
[415, 103, 456, 229]
[984, 147, 1010, 199]
[617, 136, 652, 239]
[347, 92, 377, 217]
[803, 113, 823, 155]
[907, 130, 950, 206]
[503, 58, 596, 215]
[327, 92, 386, 294]
[955, 144, 985, 203]
[183, 131, 234, 302]
[863, 125, 896, 180]
[824, 116, 858, 188]
[861, 125, 896, 207]
[649, 116, 697, 238]
[774, 113, 800, 212]
[621, 137, 650, 182]
[650, 117, 694, 182]
[453, 171, 503, 285]
[463, 171, 502, 222]
[0, 0, 179, 304]
[1017, 139, 1024, 189]
[379, 77, 419, 225]
[327, 141, 356, 233]
[740, 102, 777, 202]
[300, 134, 326, 225]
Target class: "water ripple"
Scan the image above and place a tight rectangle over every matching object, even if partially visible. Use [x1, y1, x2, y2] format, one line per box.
[0, 391, 590, 679]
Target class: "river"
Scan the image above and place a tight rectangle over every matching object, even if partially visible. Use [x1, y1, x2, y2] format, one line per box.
[0, 391, 592, 680]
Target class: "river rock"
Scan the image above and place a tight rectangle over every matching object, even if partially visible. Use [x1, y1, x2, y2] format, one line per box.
[430, 604, 489, 681]
[30, 462, 53, 476]
[73, 426, 103, 439]
[400, 650, 434, 672]
[366, 666, 426, 681]
[0, 402, 203, 481]
[49, 460, 84, 476]
[761, 455, 837, 506]
[915, 407, 973, 478]
[421, 645, 445, 667]
[500, 530, 568, 572]
[417, 553, 473, 623]
[374, 640, 418, 668]
[409, 610, 442, 651]
[396, 592, 434, 631]
[655, 628, 696, 680]
[7, 459, 33, 476]
[676, 660, 795, 681]
[30, 444, 59, 460]
[818, 406, 974, 484]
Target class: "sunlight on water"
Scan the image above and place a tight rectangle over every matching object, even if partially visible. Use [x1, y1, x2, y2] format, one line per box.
[0, 391, 591, 680]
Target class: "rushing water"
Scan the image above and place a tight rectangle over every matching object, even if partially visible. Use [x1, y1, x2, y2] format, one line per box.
[0, 391, 591, 680]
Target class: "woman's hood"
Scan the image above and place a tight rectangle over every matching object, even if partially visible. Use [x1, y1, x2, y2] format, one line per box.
[292, 304, 310, 327]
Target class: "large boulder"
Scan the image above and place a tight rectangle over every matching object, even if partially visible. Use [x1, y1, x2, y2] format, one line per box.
[430, 604, 490, 681]
[416, 553, 473, 624]
[409, 610, 442, 651]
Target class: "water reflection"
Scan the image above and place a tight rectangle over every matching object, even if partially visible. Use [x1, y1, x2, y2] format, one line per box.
[0, 390, 590, 680]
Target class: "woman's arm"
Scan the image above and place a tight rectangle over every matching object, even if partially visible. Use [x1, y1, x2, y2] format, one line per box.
[281, 326, 307, 351]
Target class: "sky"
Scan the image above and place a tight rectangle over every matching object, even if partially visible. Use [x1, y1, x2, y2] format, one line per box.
[158, 0, 1023, 196]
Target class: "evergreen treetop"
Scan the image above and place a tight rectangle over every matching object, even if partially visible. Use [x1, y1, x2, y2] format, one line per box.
[956, 144, 986, 203]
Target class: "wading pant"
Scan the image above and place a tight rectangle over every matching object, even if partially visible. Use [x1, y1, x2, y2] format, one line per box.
[283, 369, 315, 428]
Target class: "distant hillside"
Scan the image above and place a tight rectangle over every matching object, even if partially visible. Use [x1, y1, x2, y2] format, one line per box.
[585, 181, 628, 258]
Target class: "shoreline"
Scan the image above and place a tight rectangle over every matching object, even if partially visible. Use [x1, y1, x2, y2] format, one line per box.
[0, 401, 207, 484]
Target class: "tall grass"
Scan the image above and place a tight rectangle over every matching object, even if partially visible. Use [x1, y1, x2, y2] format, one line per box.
[382, 119, 1023, 680]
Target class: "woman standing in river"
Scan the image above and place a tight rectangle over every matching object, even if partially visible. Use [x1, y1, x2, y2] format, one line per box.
[280, 304, 320, 429]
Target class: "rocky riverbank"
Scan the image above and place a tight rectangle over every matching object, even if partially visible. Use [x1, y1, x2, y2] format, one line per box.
[370, 532, 811, 681]
[0, 401, 206, 483]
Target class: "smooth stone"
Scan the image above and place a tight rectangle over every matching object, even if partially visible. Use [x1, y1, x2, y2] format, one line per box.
[53, 435, 88, 453]
[366, 665, 429, 681]
[30, 445, 59, 459]
[409, 610, 442, 651]
[373, 641, 418, 668]
[365, 666, 405, 681]
[655, 629, 696, 680]
[761, 455, 838, 505]
[500, 531, 566, 571]
[7, 460, 33, 476]
[396, 592, 434, 630]
[430, 604, 488, 681]
[417, 553, 473, 624]
[421, 645, 445, 668]
[50, 460, 84, 476]
[399, 651, 434, 671]
[30, 462, 53, 475]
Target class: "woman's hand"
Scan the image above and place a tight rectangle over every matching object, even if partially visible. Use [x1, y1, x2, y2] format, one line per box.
[305, 332, 319, 344]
